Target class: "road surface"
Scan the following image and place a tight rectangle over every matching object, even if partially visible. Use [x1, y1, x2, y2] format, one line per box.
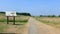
[28, 17, 60, 34]
[29, 18, 38, 34]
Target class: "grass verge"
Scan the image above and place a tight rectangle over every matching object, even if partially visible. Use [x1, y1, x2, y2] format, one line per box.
[35, 17, 60, 28]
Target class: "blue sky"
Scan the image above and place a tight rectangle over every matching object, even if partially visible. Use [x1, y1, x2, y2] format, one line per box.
[0, 0, 60, 16]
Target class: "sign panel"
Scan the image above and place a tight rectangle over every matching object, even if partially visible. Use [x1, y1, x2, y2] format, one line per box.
[5, 11, 17, 16]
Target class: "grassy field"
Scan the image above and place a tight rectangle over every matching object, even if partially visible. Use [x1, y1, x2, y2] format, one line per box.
[0, 14, 29, 33]
[35, 17, 60, 28]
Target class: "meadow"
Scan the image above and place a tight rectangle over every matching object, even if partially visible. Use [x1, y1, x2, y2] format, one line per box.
[35, 17, 60, 29]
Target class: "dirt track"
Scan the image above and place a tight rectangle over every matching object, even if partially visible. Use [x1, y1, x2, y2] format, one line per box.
[29, 17, 60, 34]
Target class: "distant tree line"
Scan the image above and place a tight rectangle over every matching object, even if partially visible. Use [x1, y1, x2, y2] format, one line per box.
[0, 12, 5, 14]
[16, 12, 31, 16]
[40, 15, 60, 17]
[0, 12, 31, 16]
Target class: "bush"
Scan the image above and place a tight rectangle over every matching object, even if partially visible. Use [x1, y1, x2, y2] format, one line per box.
[51, 15, 56, 17]
[58, 15, 60, 17]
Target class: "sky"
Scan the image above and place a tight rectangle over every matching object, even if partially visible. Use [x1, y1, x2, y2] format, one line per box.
[0, 0, 60, 16]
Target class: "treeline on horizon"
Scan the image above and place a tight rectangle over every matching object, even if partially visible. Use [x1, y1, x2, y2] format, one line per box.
[1, 12, 60, 17]
[40, 15, 60, 17]
[0, 12, 31, 16]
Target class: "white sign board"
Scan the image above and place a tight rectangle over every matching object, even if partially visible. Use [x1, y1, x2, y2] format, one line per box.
[5, 11, 17, 16]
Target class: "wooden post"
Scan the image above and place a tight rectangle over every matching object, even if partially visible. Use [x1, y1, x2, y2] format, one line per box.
[13, 16, 15, 25]
[7, 16, 9, 24]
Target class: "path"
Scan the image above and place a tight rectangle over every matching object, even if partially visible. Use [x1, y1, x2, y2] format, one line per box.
[29, 17, 60, 34]
[29, 18, 38, 34]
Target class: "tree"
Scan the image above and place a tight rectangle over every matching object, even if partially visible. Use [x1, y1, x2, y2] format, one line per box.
[40, 15, 43, 17]
[58, 15, 60, 17]
[51, 15, 56, 17]
[17, 13, 31, 16]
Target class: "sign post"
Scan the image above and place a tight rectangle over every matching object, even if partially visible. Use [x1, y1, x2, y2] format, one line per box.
[13, 16, 15, 25]
[5, 11, 17, 25]
[7, 16, 9, 24]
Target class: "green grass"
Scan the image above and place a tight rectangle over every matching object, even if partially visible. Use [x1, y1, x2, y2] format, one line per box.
[9, 20, 28, 22]
[0, 19, 28, 22]
[0, 26, 4, 32]
[0, 19, 6, 22]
